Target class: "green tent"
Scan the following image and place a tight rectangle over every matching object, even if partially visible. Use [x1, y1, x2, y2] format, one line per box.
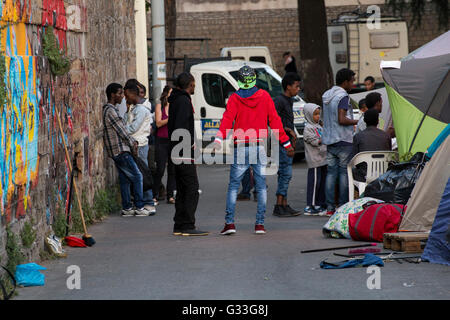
[381, 31, 450, 158]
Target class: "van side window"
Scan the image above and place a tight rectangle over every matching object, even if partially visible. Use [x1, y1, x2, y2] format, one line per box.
[202, 74, 236, 108]
[249, 56, 266, 64]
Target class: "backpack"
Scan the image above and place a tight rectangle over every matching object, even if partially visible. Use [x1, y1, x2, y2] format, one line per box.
[133, 155, 153, 191]
[349, 203, 405, 242]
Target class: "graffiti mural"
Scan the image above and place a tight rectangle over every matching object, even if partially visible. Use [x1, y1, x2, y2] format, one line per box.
[1, 2, 40, 222]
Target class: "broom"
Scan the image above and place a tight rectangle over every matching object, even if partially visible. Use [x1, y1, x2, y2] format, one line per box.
[55, 106, 96, 247]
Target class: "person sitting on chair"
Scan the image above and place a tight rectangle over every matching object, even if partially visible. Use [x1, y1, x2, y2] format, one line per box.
[352, 108, 392, 182]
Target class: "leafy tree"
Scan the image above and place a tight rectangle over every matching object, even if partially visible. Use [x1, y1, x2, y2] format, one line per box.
[386, 0, 448, 30]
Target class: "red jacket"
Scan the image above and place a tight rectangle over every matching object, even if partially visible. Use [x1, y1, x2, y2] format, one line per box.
[215, 89, 292, 149]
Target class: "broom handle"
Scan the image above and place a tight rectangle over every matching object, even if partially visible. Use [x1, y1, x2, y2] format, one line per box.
[55, 107, 89, 236]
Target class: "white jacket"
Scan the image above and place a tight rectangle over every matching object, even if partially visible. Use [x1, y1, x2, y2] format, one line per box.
[124, 103, 152, 146]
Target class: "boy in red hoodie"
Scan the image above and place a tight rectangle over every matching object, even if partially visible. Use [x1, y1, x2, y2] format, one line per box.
[214, 65, 294, 235]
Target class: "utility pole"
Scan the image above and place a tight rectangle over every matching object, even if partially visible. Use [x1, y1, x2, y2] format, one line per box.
[135, 0, 150, 95]
[151, 0, 167, 103]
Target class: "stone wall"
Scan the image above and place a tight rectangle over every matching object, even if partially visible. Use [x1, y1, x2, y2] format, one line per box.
[0, 0, 136, 267]
[169, 0, 447, 76]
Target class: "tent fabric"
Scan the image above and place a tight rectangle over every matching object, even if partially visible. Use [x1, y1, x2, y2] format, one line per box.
[385, 84, 447, 156]
[421, 177, 450, 266]
[399, 136, 450, 232]
[403, 31, 450, 61]
[382, 54, 450, 123]
[427, 124, 450, 160]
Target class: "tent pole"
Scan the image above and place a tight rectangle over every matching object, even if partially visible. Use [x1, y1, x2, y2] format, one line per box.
[408, 70, 450, 154]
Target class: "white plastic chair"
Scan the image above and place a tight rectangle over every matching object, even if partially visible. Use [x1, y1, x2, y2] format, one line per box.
[347, 151, 399, 201]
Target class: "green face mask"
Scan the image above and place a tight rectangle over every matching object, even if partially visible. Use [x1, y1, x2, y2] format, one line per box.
[237, 76, 257, 90]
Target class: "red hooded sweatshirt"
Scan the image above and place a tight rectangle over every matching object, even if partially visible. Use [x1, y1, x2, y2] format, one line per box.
[215, 88, 292, 149]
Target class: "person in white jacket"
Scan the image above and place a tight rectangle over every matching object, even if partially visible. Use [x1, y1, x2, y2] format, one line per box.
[123, 82, 156, 215]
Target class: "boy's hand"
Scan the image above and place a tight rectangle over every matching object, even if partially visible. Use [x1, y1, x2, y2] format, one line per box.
[132, 141, 139, 156]
[287, 146, 295, 158]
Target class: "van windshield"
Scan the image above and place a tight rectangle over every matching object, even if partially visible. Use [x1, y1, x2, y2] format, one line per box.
[230, 68, 282, 98]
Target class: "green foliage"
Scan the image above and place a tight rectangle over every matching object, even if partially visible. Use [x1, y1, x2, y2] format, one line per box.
[42, 26, 70, 76]
[52, 210, 68, 239]
[5, 227, 25, 274]
[386, 0, 448, 30]
[0, 54, 7, 110]
[20, 221, 36, 249]
[93, 186, 122, 220]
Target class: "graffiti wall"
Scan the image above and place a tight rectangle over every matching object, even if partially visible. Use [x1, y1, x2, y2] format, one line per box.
[1, 1, 40, 223]
[0, 0, 137, 262]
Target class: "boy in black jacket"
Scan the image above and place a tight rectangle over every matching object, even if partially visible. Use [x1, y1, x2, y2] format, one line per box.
[168, 72, 209, 236]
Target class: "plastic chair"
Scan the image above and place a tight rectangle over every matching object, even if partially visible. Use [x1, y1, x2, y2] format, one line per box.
[347, 151, 399, 201]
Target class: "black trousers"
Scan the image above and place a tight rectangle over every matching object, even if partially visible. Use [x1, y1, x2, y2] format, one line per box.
[154, 137, 176, 199]
[307, 165, 327, 207]
[174, 163, 199, 230]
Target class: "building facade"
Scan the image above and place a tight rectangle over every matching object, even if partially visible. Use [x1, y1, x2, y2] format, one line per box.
[170, 0, 447, 76]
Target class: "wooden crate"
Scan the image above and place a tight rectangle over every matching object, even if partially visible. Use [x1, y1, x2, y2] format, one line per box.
[383, 232, 429, 253]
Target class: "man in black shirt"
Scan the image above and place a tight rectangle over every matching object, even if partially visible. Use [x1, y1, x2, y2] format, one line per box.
[273, 72, 302, 217]
[168, 72, 209, 236]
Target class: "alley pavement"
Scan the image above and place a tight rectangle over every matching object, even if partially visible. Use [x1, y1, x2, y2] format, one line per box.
[14, 161, 450, 300]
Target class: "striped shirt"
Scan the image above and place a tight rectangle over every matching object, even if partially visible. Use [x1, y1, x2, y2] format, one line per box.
[103, 103, 136, 158]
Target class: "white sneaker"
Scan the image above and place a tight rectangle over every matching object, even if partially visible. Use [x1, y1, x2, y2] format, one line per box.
[135, 208, 151, 216]
[144, 205, 156, 215]
[122, 208, 135, 217]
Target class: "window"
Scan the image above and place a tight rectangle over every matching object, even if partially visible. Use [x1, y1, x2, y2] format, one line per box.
[331, 31, 343, 43]
[202, 74, 236, 108]
[249, 56, 266, 64]
[336, 51, 347, 64]
[230, 68, 282, 99]
[370, 32, 400, 49]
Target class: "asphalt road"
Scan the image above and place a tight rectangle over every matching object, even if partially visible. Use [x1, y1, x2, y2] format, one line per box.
[14, 161, 450, 300]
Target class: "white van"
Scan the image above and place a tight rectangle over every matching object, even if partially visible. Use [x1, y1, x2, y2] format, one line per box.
[328, 16, 408, 85]
[189, 60, 305, 155]
[220, 47, 274, 69]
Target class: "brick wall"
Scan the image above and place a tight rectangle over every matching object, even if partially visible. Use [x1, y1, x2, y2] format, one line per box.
[0, 0, 136, 265]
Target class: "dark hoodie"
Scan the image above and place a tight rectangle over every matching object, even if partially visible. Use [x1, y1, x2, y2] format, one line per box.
[215, 88, 291, 149]
[168, 88, 195, 160]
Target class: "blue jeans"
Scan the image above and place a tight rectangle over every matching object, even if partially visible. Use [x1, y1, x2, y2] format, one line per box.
[138, 145, 154, 206]
[113, 152, 144, 210]
[325, 144, 353, 211]
[276, 147, 293, 197]
[239, 168, 252, 196]
[225, 146, 268, 225]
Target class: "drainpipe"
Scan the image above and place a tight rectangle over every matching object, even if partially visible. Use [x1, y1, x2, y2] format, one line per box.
[135, 0, 150, 94]
[151, 0, 166, 103]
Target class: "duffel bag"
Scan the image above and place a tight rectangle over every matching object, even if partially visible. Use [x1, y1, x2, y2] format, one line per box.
[349, 203, 405, 242]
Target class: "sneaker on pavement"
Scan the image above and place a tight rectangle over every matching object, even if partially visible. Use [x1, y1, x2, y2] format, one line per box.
[220, 223, 236, 235]
[273, 205, 300, 217]
[255, 224, 266, 234]
[284, 205, 301, 216]
[121, 208, 135, 217]
[181, 229, 209, 236]
[304, 206, 319, 216]
[319, 209, 335, 217]
[144, 205, 156, 215]
[173, 229, 182, 236]
[135, 207, 151, 217]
